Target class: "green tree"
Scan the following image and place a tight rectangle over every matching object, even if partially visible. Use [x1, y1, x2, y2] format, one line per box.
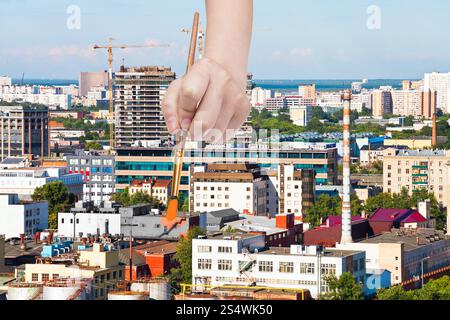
[32, 181, 75, 229]
[169, 226, 205, 293]
[85, 140, 103, 150]
[320, 273, 364, 300]
[377, 276, 450, 300]
[376, 285, 414, 300]
[110, 188, 164, 209]
[304, 194, 342, 228]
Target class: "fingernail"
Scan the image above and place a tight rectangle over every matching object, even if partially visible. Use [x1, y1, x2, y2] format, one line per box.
[181, 118, 192, 130]
[166, 117, 177, 133]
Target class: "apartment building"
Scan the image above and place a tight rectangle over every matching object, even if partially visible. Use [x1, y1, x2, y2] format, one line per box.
[190, 164, 315, 218]
[114, 66, 176, 147]
[371, 89, 393, 118]
[424, 71, 450, 113]
[0, 194, 48, 239]
[192, 233, 366, 298]
[336, 228, 450, 285]
[190, 164, 268, 215]
[298, 84, 316, 100]
[129, 179, 171, 205]
[383, 148, 450, 208]
[391, 89, 436, 118]
[65, 150, 115, 205]
[115, 144, 338, 194]
[290, 105, 313, 127]
[277, 165, 315, 219]
[0, 105, 49, 160]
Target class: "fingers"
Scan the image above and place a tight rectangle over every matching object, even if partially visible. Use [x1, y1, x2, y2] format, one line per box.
[227, 95, 252, 131]
[161, 79, 182, 134]
[177, 62, 211, 130]
[188, 79, 224, 141]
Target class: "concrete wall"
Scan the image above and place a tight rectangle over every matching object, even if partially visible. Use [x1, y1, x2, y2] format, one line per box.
[57, 212, 121, 238]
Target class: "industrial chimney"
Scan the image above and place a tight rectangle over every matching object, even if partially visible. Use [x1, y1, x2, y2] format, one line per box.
[340, 90, 353, 244]
[432, 111, 437, 147]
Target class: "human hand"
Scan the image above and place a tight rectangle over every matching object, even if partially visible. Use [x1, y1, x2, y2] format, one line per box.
[162, 57, 251, 143]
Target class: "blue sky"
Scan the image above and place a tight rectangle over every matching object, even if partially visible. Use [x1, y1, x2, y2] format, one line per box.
[1, 0, 450, 79]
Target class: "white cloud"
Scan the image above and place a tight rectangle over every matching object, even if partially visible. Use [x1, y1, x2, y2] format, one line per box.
[289, 47, 314, 58]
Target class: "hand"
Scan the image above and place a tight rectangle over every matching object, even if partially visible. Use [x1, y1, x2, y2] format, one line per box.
[162, 57, 251, 143]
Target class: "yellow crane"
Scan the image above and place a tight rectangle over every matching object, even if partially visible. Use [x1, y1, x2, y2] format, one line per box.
[92, 38, 169, 150]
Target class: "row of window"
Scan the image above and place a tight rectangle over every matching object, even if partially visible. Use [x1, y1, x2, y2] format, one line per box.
[197, 259, 336, 275]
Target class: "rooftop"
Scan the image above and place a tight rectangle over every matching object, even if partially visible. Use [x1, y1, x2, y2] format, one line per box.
[256, 246, 362, 258]
[203, 232, 262, 241]
[360, 228, 447, 251]
[369, 208, 426, 223]
[394, 149, 448, 157]
[134, 240, 177, 255]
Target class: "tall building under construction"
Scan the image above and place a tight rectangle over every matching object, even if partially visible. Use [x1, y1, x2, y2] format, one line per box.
[114, 66, 176, 147]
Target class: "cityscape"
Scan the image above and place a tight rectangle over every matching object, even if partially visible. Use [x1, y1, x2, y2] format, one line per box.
[0, 0, 450, 306]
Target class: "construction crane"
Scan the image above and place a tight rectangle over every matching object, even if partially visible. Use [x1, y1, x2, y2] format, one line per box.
[92, 38, 170, 150]
[181, 20, 204, 59]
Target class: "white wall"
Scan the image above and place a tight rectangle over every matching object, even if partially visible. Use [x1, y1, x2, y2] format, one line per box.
[57, 212, 121, 238]
[0, 195, 48, 239]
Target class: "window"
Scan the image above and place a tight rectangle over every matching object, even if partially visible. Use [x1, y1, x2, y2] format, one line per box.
[279, 262, 294, 273]
[198, 245, 212, 253]
[32, 273, 38, 282]
[218, 259, 233, 271]
[52, 274, 59, 280]
[42, 273, 50, 282]
[198, 259, 212, 270]
[300, 263, 315, 274]
[258, 261, 273, 272]
[218, 246, 232, 253]
[321, 264, 336, 275]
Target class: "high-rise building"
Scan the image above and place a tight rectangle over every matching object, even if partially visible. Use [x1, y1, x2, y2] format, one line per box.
[298, 84, 316, 99]
[289, 105, 313, 127]
[391, 89, 436, 118]
[79, 71, 108, 97]
[383, 148, 450, 208]
[0, 105, 49, 160]
[423, 71, 450, 113]
[371, 89, 393, 118]
[114, 66, 176, 147]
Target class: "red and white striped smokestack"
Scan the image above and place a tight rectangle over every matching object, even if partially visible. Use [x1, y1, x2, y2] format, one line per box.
[341, 90, 353, 244]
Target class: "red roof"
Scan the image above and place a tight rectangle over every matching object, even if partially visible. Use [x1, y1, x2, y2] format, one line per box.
[153, 180, 171, 188]
[321, 215, 365, 228]
[400, 211, 427, 223]
[369, 208, 425, 223]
